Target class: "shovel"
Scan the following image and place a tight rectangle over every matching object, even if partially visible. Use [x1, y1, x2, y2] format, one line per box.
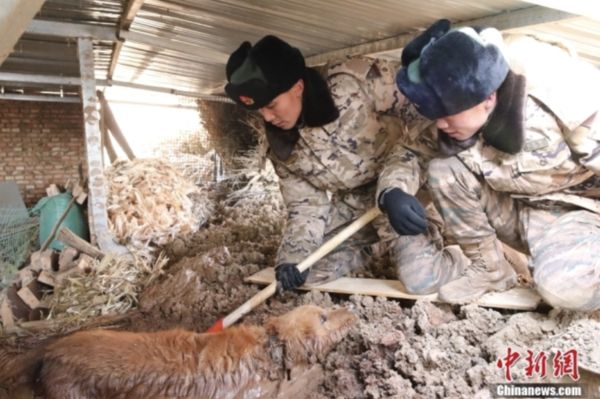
[207, 207, 382, 332]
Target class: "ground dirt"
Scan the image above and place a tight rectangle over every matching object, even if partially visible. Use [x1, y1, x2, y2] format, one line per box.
[131, 197, 599, 398]
[2, 191, 598, 399]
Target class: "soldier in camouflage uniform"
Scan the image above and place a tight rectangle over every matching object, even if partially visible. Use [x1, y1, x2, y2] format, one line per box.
[224, 35, 469, 294]
[396, 20, 600, 310]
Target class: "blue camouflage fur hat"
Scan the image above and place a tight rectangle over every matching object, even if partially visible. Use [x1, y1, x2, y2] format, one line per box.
[396, 20, 509, 119]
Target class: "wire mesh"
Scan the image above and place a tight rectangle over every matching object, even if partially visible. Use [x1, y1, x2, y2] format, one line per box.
[0, 207, 39, 290]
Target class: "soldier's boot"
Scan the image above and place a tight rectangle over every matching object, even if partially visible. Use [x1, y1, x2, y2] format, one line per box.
[439, 236, 517, 304]
[305, 249, 367, 285]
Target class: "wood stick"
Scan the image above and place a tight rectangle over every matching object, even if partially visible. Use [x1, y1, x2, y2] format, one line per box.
[208, 207, 382, 332]
[56, 227, 105, 260]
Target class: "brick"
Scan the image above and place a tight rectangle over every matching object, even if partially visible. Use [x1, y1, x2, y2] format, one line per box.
[0, 100, 85, 207]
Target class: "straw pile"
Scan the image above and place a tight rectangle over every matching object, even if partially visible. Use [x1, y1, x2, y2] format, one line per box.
[47, 252, 167, 323]
[106, 159, 213, 263]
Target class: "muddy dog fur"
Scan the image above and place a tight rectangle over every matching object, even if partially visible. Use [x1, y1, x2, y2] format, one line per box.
[0, 305, 356, 399]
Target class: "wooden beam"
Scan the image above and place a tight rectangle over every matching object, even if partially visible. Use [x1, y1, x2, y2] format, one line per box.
[97, 91, 135, 160]
[78, 38, 130, 257]
[57, 227, 106, 260]
[0, 0, 46, 64]
[122, 0, 146, 28]
[245, 268, 543, 311]
[107, 42, 124, 80]
[100, 105, 118, 163]
[108, 0, 146, 80]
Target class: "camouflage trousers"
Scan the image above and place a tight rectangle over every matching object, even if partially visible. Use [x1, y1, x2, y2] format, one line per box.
[306, 184, 467, 294]
[428, 157, 600, 311]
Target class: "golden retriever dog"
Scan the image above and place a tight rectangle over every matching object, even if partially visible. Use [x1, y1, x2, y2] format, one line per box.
[0, 305, 356, 399]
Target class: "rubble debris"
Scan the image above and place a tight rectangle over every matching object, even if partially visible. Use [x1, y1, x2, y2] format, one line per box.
[1, 153, 596, 398]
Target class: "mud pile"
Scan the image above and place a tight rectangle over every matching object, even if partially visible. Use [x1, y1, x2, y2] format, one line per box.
[131, 197, 598, 398]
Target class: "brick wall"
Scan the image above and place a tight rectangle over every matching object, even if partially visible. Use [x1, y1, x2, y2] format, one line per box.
[0, 100, 86, 207]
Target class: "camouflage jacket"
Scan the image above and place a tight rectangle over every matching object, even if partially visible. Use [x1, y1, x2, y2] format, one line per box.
[457, 34, 600, 214]
[268, 57, 436, 264]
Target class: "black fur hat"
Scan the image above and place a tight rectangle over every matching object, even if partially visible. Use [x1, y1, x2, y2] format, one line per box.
[225, 35, 306, 110]
[396, 21, 509, 119]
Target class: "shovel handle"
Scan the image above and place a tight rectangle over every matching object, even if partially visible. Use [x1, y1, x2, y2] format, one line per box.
[210, 207, 381, 331]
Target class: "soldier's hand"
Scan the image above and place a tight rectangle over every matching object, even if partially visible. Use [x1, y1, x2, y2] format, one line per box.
[275, 263, 309, 291]
[379, 188, 427, 235]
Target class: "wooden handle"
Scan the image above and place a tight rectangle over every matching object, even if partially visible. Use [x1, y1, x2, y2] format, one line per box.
[218, 207, 381, 329]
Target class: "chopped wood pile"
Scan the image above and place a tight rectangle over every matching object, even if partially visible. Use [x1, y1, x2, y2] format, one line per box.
[0, 245, 94, 329]
[0, 227, 167, 334]
[106, 158, 213, 263]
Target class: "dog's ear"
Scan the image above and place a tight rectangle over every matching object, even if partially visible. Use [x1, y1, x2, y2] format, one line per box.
[265, 318, 280, 336]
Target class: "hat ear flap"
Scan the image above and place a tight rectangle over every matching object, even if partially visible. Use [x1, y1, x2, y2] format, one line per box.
[401, 19, 451, 67]
[226, 41, 252, 81]
[396, 67, 446, 120]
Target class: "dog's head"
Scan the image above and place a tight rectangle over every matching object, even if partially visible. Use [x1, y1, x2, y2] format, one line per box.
[266, 305, 357, 364]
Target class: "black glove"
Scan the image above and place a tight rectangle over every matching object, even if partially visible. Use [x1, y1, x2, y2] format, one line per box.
[378, 188, 427, 236]
[275, 263, 309, 291]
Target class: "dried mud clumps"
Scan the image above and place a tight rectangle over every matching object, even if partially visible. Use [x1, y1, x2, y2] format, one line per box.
[135, 201, 285, 332]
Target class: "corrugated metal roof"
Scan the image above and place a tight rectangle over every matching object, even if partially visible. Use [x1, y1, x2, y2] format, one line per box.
[508, 17, 600, 65]
[116, 0, 526, 92]
[0, 0, 598, 100]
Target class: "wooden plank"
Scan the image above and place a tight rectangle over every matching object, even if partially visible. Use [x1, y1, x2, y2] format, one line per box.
[245, 268, 543, 311]
[0, 0, 45, 64]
